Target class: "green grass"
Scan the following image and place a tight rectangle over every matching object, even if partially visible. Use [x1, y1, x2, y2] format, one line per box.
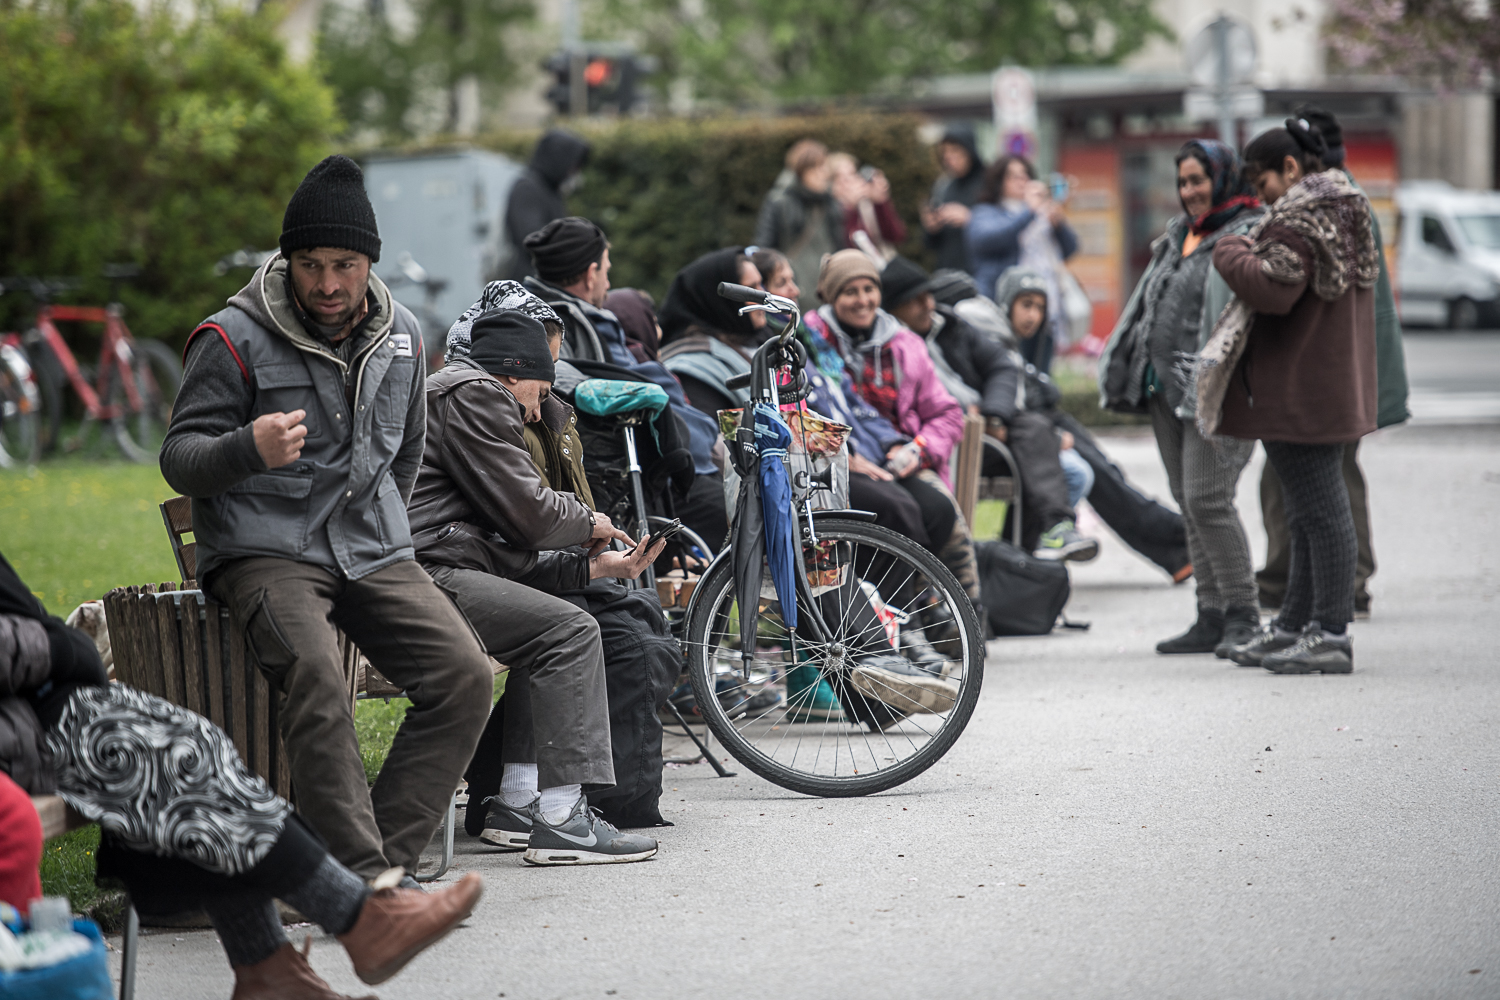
[1, 458, 180, 616]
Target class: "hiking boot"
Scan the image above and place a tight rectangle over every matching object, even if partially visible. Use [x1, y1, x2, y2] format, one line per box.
[1227, 625, 1302, 667]
[1155, 608, 1224, 654]
[900, 626, 956, 678]
[1214, 605, 1262, 659]
[1034, 520, 1100, 562]
[479, 796, 535, 850]
[785, 663, 845, 721]
[849, 653, 960, 715]
[232, 941, 375, 1000]
[1262, 629, 1354, 674]
[338, 872, 483, 985]
[524, 795, 658, 866]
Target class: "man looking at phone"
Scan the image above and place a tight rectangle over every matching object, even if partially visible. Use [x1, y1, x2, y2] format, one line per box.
[160, 155, 495, 884]
[409, 304, 665, 865]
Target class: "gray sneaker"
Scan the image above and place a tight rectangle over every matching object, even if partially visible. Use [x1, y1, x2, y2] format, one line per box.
[1228, 625, 1301, 666]
[1263, 631, 1354, 674]
[524, 796, 658, 866]
[849, 653, 960, 715]
[479, 797, 535, 850]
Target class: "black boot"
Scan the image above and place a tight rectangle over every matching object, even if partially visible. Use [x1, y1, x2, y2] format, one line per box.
[1214, 605, 1262, 658]
[1156, 607, 1225, 654]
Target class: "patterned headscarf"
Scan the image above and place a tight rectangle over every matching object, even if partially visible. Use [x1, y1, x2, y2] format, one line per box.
[1177, 139, 1260, 236]
[446, 280, 562, 360]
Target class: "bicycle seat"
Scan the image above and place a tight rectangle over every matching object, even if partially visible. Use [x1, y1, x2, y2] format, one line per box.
[573, 379, 669, 419]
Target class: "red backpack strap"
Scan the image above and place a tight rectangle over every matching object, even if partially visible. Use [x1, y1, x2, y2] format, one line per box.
[185, 322, 249, 384]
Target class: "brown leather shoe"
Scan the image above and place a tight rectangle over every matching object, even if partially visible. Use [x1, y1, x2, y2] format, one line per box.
[231, 941, 377, 1000]
[338, 871, 483, 985]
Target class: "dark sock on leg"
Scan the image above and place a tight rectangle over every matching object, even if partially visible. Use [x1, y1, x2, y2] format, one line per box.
[280, 855, 371, 936]
[206, 896, 287, 969]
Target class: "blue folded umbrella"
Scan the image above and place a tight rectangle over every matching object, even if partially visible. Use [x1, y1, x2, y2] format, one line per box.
[753, 403, 798, 628]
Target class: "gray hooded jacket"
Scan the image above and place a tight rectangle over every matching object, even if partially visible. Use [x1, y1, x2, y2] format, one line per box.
[160, 255, 426, 585]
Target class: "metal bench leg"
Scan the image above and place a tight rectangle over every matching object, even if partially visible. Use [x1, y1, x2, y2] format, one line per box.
[415, 789, 456, 883]
[119, 899, 139, 1000]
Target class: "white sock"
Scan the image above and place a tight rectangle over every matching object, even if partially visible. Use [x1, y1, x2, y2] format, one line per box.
[538, 784, 583, 825]
[499, 763, 539, 809]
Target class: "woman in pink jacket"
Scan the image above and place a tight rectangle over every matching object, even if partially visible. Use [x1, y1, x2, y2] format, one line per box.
[802, 250, 979, 605]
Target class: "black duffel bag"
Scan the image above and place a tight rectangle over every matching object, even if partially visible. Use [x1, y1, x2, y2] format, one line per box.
[975, 539, 1071, 636]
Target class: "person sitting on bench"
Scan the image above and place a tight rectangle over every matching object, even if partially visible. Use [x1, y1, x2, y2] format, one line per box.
[159, 155, 495, 885]
[0, 551, 482, 1000]
[409, 299, 667, 865]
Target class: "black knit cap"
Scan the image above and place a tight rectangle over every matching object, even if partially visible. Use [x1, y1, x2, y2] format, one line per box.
[468, 310, 556, 383]
[880, 255, 933, 308]
[280, 155, 382, 262]
[524, 216, 608, 284]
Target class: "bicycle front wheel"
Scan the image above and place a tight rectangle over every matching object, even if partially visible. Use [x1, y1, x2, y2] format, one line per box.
[0, 344, 40, 467]
[683, 517, 983, 796]
[109, 338, 182, 463]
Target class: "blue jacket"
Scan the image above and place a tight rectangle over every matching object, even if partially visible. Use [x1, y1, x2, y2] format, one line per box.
[966, 203, 1079, 303]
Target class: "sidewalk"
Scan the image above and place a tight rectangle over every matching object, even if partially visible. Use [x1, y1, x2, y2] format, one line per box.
[112, 421, 1500, 1000]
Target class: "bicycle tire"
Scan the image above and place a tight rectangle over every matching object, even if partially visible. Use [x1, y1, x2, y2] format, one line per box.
[109, 338, 182, 463]
[24, 335, 64, 456]
[0, 346, 39, 467]
[682, 517, 983, 796]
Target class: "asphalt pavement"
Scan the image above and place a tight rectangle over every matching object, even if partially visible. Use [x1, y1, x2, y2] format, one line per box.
[108, 334, 1500, 1000]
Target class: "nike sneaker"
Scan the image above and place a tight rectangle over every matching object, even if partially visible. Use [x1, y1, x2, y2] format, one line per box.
[479, 796, 535, 850]
[523, 795, 659, 866]
[1034, 520, 1100, 562]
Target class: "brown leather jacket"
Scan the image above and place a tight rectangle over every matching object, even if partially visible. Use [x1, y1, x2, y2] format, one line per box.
[408, 361, 595, 591]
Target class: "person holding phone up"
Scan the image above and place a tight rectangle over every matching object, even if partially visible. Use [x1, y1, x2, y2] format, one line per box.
[965, 154, 1079, 373]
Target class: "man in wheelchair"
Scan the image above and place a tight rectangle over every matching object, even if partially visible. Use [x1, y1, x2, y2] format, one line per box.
[409, 302, 671, 865]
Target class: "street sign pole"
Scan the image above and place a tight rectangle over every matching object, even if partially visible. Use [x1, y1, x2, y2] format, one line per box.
[1213, 16, 1235, 146]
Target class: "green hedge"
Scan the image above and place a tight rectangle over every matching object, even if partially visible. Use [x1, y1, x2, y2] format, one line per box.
[464, 113, 943, 298]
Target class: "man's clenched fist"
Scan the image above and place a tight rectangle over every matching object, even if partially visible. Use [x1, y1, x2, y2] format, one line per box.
[253, 410, 308, 469]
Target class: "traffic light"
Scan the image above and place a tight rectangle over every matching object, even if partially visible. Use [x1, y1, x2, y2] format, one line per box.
[542, 47, 650, 116]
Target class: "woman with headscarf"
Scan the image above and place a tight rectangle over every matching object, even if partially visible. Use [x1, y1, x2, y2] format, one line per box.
[1098, 139, 1265, 658]
[658, 247, 768, 415]
[1201, 120, 1380, 675]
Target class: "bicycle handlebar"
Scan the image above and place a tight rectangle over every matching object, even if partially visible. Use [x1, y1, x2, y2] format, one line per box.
[716, 281, 766, 304]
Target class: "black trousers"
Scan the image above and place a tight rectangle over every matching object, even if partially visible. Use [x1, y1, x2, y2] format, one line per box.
[1053, 412, 1190, 575]
[1262, 441, 1357, 633]
[985, 411, 1072, 551]
[849, 473, 933, 549]
[1258, 440, 1373, 610]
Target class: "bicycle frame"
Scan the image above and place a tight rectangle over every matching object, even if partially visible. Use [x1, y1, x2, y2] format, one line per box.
[35, 304, 147, 420]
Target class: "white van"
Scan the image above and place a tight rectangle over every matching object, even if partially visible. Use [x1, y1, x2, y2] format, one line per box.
[1395, 181, 1500, 328]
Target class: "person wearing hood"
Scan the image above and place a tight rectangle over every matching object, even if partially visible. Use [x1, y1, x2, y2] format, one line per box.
[921, 124, 986, 273]
[966, 155, 1079, 373]
[753, 139, 848, 312]
[658, 247, 768, 414]
[503, 128, 591, 280]
[160, 155, 496, 886]
[884, 256, 1111, 562]
[1205, 120, 1380, 675]
[1098, 139, 1265, 659]
[1254, 105, 1410, 620]
[802, 249, 982, 608]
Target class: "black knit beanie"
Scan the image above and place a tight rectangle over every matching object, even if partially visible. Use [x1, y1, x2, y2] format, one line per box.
[880, 255, 933, 308]
[468, 310, 556, 383]
[280, 155, 382, 262]
[524, 216, 608, 284]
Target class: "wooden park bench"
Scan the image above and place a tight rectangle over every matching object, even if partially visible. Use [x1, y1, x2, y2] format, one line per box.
[31, 794, 140, 999]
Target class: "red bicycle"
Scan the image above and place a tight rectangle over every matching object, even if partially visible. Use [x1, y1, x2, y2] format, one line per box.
[1, 271, 182, 463]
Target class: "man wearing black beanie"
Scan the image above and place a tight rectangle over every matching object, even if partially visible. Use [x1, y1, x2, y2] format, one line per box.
[161, 155, 496, 920]
[409, 305, 667, 864]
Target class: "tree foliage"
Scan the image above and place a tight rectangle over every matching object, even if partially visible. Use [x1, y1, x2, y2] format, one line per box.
[596, 0, 1170, 103]
[317, 0, 534, 142]
[1324, 0, 1500, 89]
[0, 0, 337, 341]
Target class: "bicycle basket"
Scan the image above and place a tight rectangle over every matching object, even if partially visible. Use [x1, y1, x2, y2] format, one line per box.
[717, 404, 850, 520]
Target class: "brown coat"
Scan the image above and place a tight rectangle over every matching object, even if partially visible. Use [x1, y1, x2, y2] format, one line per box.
[407, 361, 595, 591]
[1212, 227, 1377, 444]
